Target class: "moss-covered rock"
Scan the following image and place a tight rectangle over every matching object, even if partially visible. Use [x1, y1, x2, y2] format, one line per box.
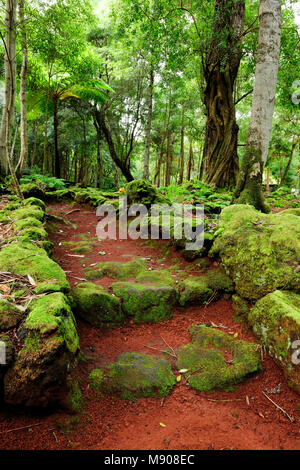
[71, 282, 124, 328]
[232, 295, 250, 322]
[10, 206, 45, 222]
[85, 258, 147, 281]
[0, 241, 70, 294]
[248, 290, 300, 394]
[211, 205, 300, 300]
[177, 325, 262, 392]
[0, 300, 24, 331]
[20, 183, 45, 200]
[178, 277, 213, 307]
[22, 197, 46, 211]
[14, 217, 43, 230]
[89, 352, 176, 400]
[135, 269, 174, 286]
[111, 281, 178, 323]
[202, 268, 234, 293]
[126, 179, 170, 207]
[3, 293, 79, 407]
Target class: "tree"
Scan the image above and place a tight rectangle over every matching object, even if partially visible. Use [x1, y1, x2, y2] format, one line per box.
[234, 0, 282, 212]
[203, 0, 245, 188]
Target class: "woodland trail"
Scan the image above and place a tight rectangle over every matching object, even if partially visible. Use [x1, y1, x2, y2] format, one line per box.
[0, 201, 299, 451]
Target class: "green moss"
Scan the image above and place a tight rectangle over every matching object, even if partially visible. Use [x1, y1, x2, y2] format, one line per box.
[211, 205, 300, 300]
[10, 206, 45, 222]
[232, 295, 250, 323]
[19, 226, 48, 241]
[178, 278, 213, 307]
[69, 382, 83, 413]
[20, 182, 45, 200]
[90, 352, 176, 401]
[0, 300, 23, 331]
[86, 258, 147, 281]
[22, 197, 46, 211]
[71, 282, 124, 328]
[25, 293, 79, 354]
[135, 269, 174, 286]
[14, 217, 43, 230]
[248, 290, 300, 393]
[22, 334, 41, 353]
[177, 325, 262, 392]
[112, 281, 178, 323]
[202, 268, 234, 293]
[126, 179, 170, 207]
[0, 241, 70, 293]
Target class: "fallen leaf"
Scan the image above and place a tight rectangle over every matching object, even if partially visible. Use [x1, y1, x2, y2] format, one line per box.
[159, 422, 166, 428]
[179, 369, 189, 374]
[177, 375, 182, 383]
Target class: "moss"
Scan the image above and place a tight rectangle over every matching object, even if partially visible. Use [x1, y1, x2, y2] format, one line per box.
[0, 241, 70, 293]
[19, 226, 48, 241]
[89, 369, 103, 391]
[135, 269, 174, 286]
[85, 258, 147, 281]
[178, 278, 213, 307]
[211, 205, 300, 300]
[71, 282, 124, 328]
[22, 197, 46, 211]
[248, 290, 300, 393]
[232, 295, 250, 323]
[89, 352, 176, 401]
[62, 240, 96, 255]
[112, 282, 178, 323]
[20, 183, 45, 200]
[69, 382, 83, 413]
[10, 206, 45, 222]
[14, 217, 43, 230]
[177, 325, 262, 392]
[0, 300, 24, 331]
[126, 179, 170, 207]
[25, 293, 79, 354]
[22, 334, 41, 353]
[202, 268, 234, 293]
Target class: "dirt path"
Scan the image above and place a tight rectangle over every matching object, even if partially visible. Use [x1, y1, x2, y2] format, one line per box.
[0, 201, 299, 450]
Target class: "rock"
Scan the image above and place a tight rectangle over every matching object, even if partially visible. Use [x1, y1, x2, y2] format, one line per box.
[135, 269, 174, 286]
[71, 282, 124, 328]
[89, 352, 176, 400]
[211, 205, 300, 300]
[4, 293, 79, 408]
[20, 183, 45, 200]
[0, 241, 70, 294]
[126, 179, 170, 207]
[111, 281, 178, 323]
[232, 295, 250, 322]
[178, 278, 213, 307]
[203, 267, 234, 293]
[177, 325, 262, 392]
[0, 300, 24, 331]
[22, 197, 46, 211]
[85, 258, 147, 281]
[248, 290, 300, 394]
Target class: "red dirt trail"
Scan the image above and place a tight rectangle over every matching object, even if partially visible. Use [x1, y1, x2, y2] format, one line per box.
[0, 201, 299, 451]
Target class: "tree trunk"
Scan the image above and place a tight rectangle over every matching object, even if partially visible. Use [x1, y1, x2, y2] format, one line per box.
[187, 140, 194, 181]
[234, 0, 282, 212]
[95, 107, 134, 182]
[15, 0, 28, 176]
[0, 0, 17, 180]
[203, 0, 245, 188]
[143, 67, 154, 180]
[178, 105, 185, 184]
[165, 131, 172, 186]
[53, 95, 61, 178]
[279, 141, 297, 187]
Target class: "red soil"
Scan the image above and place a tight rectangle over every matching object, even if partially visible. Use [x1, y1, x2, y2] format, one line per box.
[0, 201, 299, 451]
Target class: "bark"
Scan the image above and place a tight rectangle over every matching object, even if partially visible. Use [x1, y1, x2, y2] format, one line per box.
[178, 105, 185, 184]
[279, 141, 297, 187]
[203, 0, 245, 188]
[31, 120, 38, 168]
[15, 0, 28, 176]
[143, 67, 154, 180]
[234, 0, 282, 212]
[0, 0, 17, 180]
[94, 106, 134, 182]
[165, 131, 172, 186]
[187, 140, 194, 181]
[53, 95, 61, 178]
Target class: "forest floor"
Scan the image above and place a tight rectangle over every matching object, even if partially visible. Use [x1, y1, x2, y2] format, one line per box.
[0, 201, 299, 450]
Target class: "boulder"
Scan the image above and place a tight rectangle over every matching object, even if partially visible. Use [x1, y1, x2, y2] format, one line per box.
[111, 281, 178, 323]
[71, 282, 124, 328]
[0, 300, 25, 331]
[89, 352, 176, 400]
[211, 205, 300, 300]
[248, 290, 300, 394]
[177, 325, 262, 392]
[4, 293, 79, 408]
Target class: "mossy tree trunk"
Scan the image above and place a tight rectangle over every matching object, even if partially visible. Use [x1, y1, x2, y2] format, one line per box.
[234, 0, 282, 212]
[203, 0, 245, 189]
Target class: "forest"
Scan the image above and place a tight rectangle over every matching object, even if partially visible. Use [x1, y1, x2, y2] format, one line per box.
[0, 0, 299, 453]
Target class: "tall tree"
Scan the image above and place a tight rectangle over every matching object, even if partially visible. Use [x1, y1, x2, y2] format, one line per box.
[203, 0, 245, 188]
[234, 0, 282, 211]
